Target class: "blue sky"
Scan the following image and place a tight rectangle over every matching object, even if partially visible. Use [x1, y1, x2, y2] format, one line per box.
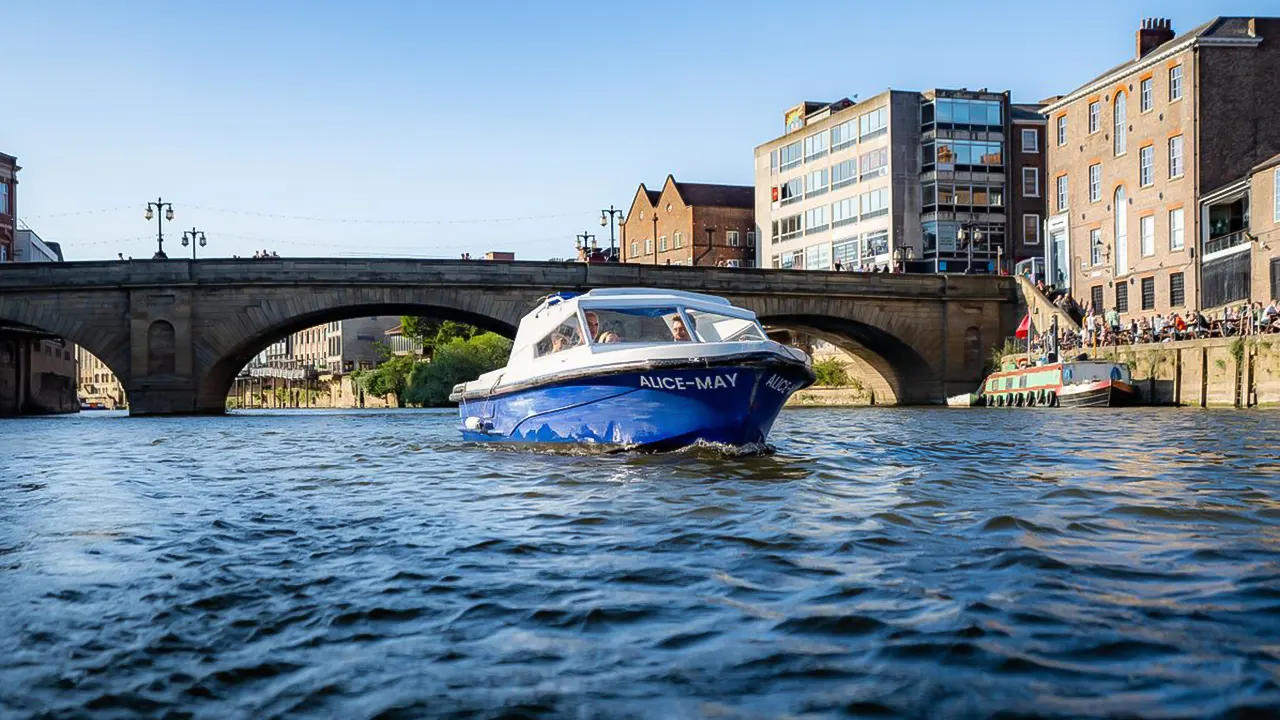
[3, 0, 1268, 261]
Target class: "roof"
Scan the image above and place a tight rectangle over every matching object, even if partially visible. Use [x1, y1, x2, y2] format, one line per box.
[1010, 104, 1047, 123]
[644, 188, 661, 204]
[1043, 17, 1266, 113]
[673, 182, 753, 209]
[1252, 151, 1280, 175]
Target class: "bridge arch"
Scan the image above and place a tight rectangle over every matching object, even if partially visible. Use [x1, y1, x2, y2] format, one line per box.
[0, 296, 133, 406]
[759, 313, 940, 405]
[196, 288, 533, 412]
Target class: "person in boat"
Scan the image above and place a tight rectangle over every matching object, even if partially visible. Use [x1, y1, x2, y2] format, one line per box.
[669, 316, 692, 342]
[583, 311, 622, 344]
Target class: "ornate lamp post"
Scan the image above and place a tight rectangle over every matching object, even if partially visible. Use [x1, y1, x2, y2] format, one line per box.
[575, 231, 597, 262]
[144, 198, 175, 259]
[181, 227, 207, 260]
[600, 205, 623, 261]
[956, 221, 984, 274]
[892, 245, 915, 273]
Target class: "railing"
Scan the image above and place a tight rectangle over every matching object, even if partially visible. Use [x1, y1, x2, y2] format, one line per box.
[1204, 229, 1247, 256]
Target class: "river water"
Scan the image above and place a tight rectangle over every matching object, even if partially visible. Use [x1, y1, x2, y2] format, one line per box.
[2, 408, 1280, 718]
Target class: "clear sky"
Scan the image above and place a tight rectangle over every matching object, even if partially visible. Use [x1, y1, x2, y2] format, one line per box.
[3, 0, 1269, 261]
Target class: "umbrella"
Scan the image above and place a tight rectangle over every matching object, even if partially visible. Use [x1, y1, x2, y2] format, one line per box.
[1014, 313, 1031, 339]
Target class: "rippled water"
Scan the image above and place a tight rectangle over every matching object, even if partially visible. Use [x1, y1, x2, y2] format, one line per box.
[3, 408, 1280, 718]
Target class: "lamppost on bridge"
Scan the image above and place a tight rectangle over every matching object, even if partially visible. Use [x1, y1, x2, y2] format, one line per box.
[575, 231, 597, 262]
[182, 228, 207, 260]
[600, 205, 623, 261]
[892, 245, 915, 274]
[144, 198, 175, 260]
[956, 219, 984, 275]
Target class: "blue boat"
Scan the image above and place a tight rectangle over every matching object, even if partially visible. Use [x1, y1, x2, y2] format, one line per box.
[449, 289, 815, 449]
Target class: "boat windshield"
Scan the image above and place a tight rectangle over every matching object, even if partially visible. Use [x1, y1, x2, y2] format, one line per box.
[685, 309, 767, 342]
[582, 307, 693, 345]
[534, 315, 587, 357]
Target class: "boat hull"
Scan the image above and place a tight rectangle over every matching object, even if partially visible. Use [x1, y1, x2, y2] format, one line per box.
[1057, 380, 1138, 408]
[456, 361, 814, 449]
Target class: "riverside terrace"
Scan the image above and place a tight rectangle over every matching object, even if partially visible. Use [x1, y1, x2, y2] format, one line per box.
[0, 259, 1017, 415]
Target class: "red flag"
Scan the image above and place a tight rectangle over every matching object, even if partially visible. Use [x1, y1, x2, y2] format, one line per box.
[1014, 313, 1031, 339]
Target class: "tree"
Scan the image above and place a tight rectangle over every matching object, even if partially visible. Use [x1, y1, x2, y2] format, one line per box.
[353, 342, 420, 407]
[401, 318, 481, 357]
[403, 332, 512, 407]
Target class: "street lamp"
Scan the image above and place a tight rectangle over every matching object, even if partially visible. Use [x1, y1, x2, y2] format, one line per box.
[600, 205, 623, 261]
[181, 227, 207, 260]
[575, 231, 597, 261]
[893, 245, 915, 273]
[144, 197, 175, 259]
[956, 221, 984, 274]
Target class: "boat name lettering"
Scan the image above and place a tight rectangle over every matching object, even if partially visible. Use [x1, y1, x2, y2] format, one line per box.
[639, 373, 738, 390]
[765, 374, 796, 394]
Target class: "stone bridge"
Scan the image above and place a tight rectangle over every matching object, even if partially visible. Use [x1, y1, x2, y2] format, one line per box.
[0, 259, 1018, 415]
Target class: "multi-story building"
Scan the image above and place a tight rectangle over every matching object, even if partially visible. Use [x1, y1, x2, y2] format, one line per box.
[0, 227, 78, 415]
[1198, 153, 1280, 307]
[1010, 104, 1049, 266]
[0, 152, 16, 263]
[1042, 16, 1280, 317]
[77, 345, 125, 409]
[620, 175, 755, 267]
[755, 89, 1016, 273]
[325, 317, 400, 374]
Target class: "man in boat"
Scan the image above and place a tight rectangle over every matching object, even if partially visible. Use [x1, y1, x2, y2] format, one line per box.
[669, 316, 692, 342]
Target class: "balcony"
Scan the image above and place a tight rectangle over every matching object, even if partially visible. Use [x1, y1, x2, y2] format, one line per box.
[1201, 182, 1250, 260]
[1204, 229, 1247, 256]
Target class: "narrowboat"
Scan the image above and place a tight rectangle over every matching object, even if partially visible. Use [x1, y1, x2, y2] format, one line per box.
[982, 359, 1139, 408]
[448, 289, 815, 449]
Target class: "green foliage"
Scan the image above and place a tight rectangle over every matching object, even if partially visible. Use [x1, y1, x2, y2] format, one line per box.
[355, 352, 419, 408]
[401, 318, 481, 356]
[991, 338, 1024, 370]
[1230, 336, 1246, 365]
[403, 333, 512, 407]
[813, 358, 851, 387]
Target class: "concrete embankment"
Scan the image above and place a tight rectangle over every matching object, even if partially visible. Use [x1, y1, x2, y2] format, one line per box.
[1071, 337, 1280, 407]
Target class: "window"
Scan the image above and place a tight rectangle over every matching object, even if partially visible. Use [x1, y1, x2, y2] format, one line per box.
[1056, 175, 1069, 211]
[805, 168, 829, 197]
[659, 235, 668, 252]
[535, 316, 586, 357]
[1021, 128, 1038, 152]
[583, 307, 694, 345]
[779, 141, 802, 170]
[773, 214, 802, 242]
[831, 119, 857, 151]
[1057, 115, 1067, 146]
[1090, 228, 1103, 266]
[769, 149, 778, 175]
[1116, 282, 1129, 313]
[1139, 145, 1154, 187]
[934, 98, 1002, 126]
[1114, 92, 1127, 155]
[644, 238, 653, 254]
[832, 237, 858, 267]
[805, 206, 828, 234]
[727, 230, 740, 247]
[673, 231, 683, 249]
[1114, 186, 1128, 275]
[858, 147, 888, 180]
[1088, 101, 1100, 134]
[1091, 285, 1104, 313]
[933, 139, 1003, 169]
[1140, 77, 1153, 112]
[0, 183, 7, 215]
[1022, 167, 1039, 197]
[803, 132, 828, 161]
[779, 177, 803, 205]
[1169, 135, 1184, 178]
[685, 309, 766, 343]
[831, 158, 856, 190]
[859, 106, 887, 139]
[832, 197, 857, 228]
[859, 188, 889, 219]
[1276, 170, 1280, 222]
[863, 230, 889, 257]
[1169, 208, 1184, 250]
[1023, 214, 1041, 244]
[1170, 272, 1185, 306]
[1140, 214, 1155, 256]
[1140, 277, 1156, 310]
[805, 242, 831, 270]
[1089, 164, 1101, 202]
[629, 240, 639, 257]
[1169, 64, 1183, 101]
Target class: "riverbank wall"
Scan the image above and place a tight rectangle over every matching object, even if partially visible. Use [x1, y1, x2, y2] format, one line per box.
[787, 386, 874, 407]
[1030, 337, 1280, 407]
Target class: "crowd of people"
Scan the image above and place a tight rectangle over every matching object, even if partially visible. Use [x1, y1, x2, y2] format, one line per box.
[1029, 278, 1280, 353]
[252, 250, 280, 259]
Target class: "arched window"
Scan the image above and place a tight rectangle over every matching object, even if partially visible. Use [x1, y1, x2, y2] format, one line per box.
[147, 320, 176, 374]
[1114, 186, 1128, 277]
[1114, 92, 1127, 156]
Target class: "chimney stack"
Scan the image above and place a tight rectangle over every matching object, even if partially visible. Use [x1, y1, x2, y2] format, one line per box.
[1137, 18, 1175, 59]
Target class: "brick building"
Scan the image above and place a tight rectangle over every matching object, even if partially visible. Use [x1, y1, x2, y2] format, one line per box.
[619, 175, 755, 267]
[1010, 104, 1048, 265]
[0, 152, 18, 262]
[1042, 16, 1280, 317]
[1207, 153, 1280, 305]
